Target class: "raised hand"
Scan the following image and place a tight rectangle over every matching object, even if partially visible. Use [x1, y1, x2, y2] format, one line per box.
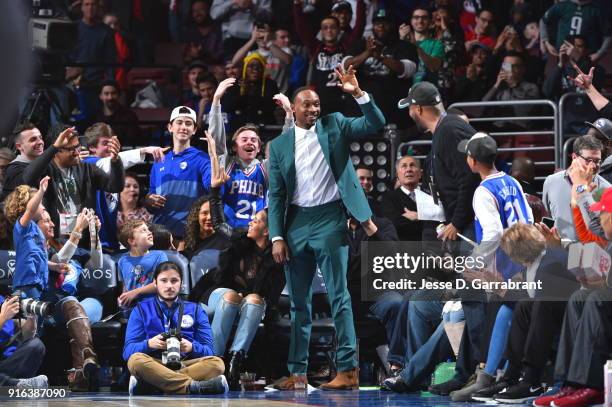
[569, 62, 594, 89]
[213, 78, 237, 103]
[39, 176, 50, 194]
[335, 64, 363, 97]
[273, 93, 292, 113]
[108, 136, 121, 161]
[53, 127, 77, 149]
[205, 131, 229, 188]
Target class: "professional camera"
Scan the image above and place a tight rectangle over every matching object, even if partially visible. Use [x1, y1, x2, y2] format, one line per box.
[6, 290, 54, 318]
[161, 329, 182, 370]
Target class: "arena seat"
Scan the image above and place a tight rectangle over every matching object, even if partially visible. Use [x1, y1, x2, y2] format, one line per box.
[81, 254, 124, 366]
[0, 250, 15, 290]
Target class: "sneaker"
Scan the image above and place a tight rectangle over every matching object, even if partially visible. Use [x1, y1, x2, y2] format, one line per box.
[428, 377, 466, 395]
[495, 380, 544, 404]
[128, 375, 141, 396]
[451, 368, 496, 402]
[194, 375, 229, 394]
[16, 375, 48, 388]
[533, 386, 577, 407]
[472, 380, 513, 402]
[551, 388, 604, 407]
[381, 376, 418, 393]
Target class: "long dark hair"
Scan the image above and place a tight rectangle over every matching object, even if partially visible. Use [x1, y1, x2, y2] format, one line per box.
[183, 195, 211, 252]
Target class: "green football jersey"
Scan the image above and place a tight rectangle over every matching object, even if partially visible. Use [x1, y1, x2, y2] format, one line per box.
[543, 1, 610, 51]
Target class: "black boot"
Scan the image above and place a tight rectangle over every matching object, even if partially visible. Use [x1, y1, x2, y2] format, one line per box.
[228, 351, 245, 390]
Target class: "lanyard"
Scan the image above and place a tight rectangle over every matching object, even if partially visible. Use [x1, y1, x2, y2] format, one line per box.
[154, 298, 184, 333]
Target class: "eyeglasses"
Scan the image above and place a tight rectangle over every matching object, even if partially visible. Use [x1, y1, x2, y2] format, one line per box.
[412, 15, 429, 20]
[576, 153, 601, 166]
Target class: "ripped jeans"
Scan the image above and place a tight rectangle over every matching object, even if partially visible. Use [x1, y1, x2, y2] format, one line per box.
[201, 287, 266, 356]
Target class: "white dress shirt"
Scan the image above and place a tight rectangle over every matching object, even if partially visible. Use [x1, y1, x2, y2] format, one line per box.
[291, 92, 371, 207]
[291, 125, 341, 207]
[272, 92, 371, 242]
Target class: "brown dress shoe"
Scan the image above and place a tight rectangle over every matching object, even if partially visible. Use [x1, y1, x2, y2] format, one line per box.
[273, 374, 308, 390]
[319, 368, 359, 390]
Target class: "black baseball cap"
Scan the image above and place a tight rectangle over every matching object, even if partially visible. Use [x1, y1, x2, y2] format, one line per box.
[373, 8, 390, 22]
[187, 60, 206, 71]
[585, 118, 612, 140]
[397, 82, 442, 109]
[332, 1, 352, 13]
[457, 132, 498, 164]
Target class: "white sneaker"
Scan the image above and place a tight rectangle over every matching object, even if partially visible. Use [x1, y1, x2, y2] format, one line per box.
[16, 375, 48, 388]
[128, 375, 138, 396]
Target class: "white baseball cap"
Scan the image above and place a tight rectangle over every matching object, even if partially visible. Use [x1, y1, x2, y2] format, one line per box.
[170, 106, 197, 123]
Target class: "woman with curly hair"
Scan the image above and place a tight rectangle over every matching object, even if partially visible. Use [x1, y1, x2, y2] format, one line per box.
[3, 178, 101, 392]
[182, 195, 230, 259]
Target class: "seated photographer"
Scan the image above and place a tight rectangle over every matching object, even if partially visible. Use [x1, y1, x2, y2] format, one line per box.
[0, 295, 47, 388]
[189, 133, 284, 390]
[123, 261, 227, 395]
[117, 220, 169, 311]
[4, 180, 100, 391]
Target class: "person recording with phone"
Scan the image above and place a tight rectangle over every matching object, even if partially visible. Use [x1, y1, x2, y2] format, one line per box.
[123, 261, 227, 395]
[482, 52, 540, 142]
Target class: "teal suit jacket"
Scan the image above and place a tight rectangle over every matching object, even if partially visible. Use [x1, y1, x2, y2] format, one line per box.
[267, 96, 386, 240]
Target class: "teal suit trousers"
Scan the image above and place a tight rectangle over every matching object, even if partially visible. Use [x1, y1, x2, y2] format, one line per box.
[284, 200, 357, 374]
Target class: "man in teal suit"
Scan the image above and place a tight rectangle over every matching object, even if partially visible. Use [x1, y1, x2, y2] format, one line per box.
[268, 66, 385, 390]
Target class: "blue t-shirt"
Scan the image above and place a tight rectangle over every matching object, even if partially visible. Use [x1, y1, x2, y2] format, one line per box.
[13, 221, 48, 290]
[149, 147, 211, 237]
[119, 251, 168, 292]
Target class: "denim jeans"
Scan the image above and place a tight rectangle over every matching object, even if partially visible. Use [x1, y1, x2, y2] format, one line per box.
[400, 296, 464, 387]
[368, 291, 405, 365]
[0, 338, 45, 385]
[202, 287, 266, 356]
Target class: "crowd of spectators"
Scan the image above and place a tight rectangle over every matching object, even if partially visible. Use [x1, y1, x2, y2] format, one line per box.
[0, 0, 611, 403]
[22, 0, 611, 143]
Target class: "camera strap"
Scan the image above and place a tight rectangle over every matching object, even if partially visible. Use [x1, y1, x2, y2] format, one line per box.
[154, 298, 184, 334]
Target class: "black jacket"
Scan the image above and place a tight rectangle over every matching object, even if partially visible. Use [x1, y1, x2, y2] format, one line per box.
[347, 215, 398, 317]
[0, 160, 29, 201]
[189, 187, 285, 313]
[22, 145, 125, 244]
[427, 114, 480, 231]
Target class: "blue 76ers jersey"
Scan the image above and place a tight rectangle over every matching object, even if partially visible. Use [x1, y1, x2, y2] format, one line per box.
[222, 161, 268, 229]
